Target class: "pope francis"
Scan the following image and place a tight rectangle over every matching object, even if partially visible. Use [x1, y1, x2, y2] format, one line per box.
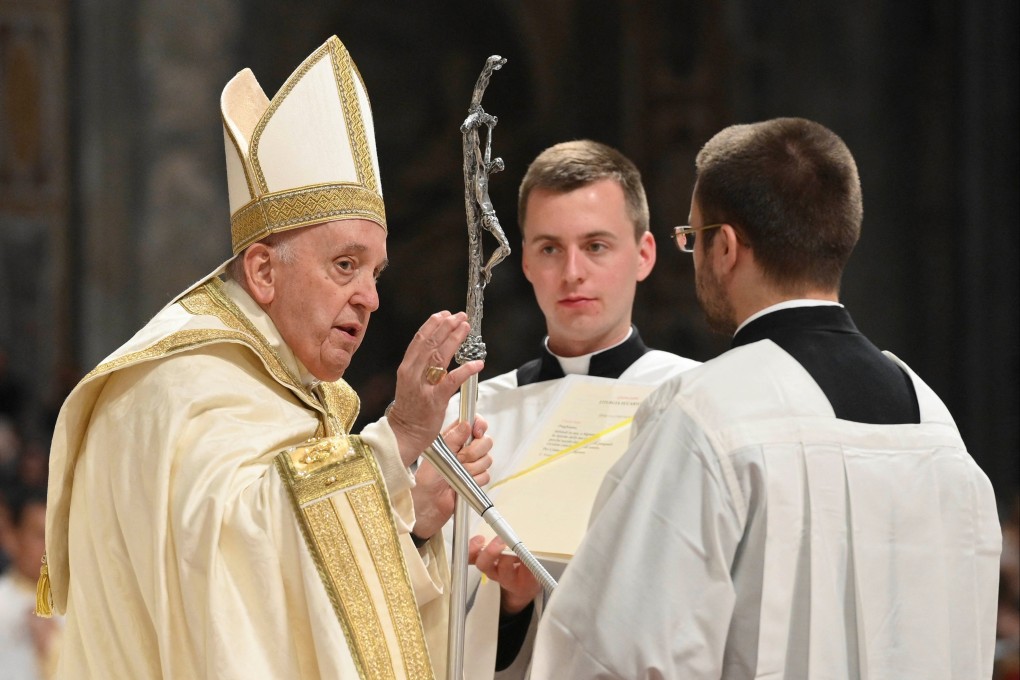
[38, 36, 491, 679]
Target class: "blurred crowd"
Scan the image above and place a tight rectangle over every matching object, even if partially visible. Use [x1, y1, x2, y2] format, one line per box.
[0, 348, 69, 680]
[0, 346, 1017, 678]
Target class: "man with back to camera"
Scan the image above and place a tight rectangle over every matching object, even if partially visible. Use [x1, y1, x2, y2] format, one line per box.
[522, 117, 1001, 678]
[411, 139, 700, 677]
[39, 35, 493, 679]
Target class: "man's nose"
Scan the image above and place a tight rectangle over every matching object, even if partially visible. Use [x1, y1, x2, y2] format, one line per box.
[353, 276, 380, 311]
[562, 248, 586, 281]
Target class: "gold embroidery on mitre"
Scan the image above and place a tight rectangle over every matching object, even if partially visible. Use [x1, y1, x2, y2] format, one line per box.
[248, 38, 377, 198]
[230, 183, 386, 254]
[328, 38, 377, 194]
[231, 37, 384, 257]
[276, 439, 434, 679]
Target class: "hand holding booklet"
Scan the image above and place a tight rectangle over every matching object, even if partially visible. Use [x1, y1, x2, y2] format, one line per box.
[475, 374, 656, 562]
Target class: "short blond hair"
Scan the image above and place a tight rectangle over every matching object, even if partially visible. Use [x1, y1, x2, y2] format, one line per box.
[518, 140, 649, 240]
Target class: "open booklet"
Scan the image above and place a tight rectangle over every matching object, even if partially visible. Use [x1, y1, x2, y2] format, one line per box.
[474, 374, 657, 563]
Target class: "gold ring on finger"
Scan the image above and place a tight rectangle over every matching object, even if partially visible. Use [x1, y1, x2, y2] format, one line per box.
[424, 365, 447, 385]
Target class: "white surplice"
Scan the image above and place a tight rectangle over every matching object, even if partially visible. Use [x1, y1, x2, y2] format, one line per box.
[529, 340, 1001, 679]
[443, 349, 700, 679]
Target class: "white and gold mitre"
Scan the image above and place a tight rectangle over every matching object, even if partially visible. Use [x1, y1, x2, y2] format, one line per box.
[221, 35, 386, 255]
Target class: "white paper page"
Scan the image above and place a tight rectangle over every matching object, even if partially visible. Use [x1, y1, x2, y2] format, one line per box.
[476, 375, 655, 561]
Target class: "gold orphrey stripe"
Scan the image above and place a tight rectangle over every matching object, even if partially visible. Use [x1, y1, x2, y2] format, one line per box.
[230, 183, 386, 253]
[276, 444, 433, 680]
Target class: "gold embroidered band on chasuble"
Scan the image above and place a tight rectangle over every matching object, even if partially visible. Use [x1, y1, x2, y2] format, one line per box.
[277, 437, 434, 680]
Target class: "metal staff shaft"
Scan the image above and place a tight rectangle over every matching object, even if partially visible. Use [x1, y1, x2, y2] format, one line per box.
[446, 376, 476, 680]
[447, 55, 511, 680]
[424, 433, 557, 593]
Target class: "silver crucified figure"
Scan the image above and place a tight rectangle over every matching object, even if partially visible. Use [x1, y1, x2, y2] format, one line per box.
[451, 54, 508, 680]
[422, 55, 555, 680]
[458, 55, 510, 362]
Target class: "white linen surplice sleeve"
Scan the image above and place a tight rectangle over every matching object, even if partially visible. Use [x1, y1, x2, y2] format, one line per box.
[529, 389, 745, 679]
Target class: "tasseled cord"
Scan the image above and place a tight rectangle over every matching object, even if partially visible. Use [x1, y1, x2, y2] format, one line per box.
[36, 553, 53, 618]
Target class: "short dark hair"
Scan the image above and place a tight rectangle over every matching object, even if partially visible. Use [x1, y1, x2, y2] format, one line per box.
[694, 118, 862, 292]
[518, 140, 650, 240]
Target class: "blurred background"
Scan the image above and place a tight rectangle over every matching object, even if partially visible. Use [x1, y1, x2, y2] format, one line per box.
[0, 0, 1017, 675]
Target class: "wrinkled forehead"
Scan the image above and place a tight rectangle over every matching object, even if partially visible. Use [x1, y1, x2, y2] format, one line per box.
[295, 218, 389, 264]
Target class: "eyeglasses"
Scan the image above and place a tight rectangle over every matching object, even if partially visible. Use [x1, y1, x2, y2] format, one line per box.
[671, 224, 724, 253]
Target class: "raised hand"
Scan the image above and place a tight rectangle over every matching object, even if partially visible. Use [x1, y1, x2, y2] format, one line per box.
[386, 311, 483, 467]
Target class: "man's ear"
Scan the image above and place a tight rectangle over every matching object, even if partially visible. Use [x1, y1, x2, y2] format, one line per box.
[243, 243, 275, 305]
[714, 224, 742, 275]
[635, 230, 657, 282]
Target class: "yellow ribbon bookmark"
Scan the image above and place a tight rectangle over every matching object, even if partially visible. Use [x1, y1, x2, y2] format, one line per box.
[489, 417, 634, 490]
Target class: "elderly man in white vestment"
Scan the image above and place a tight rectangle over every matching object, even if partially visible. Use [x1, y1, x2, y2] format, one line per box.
[417, 140, 699, 677]
[519, 118, 1001, 678]
[38, 36, 494, 680]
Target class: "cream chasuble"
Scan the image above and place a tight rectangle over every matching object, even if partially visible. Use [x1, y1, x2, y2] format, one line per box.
[43, 278, 447, 679]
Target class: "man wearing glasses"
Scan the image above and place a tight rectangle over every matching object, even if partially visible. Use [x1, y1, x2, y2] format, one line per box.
[525, 118, 1001, 678]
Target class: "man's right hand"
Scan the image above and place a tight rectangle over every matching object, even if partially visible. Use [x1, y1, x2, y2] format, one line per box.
[385, 311, 483, 467]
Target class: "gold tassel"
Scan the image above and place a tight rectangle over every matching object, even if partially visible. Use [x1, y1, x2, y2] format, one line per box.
[35, 554, 53, 618]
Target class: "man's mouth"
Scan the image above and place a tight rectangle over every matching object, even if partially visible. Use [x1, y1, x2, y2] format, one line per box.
[334, 323, 361, 338]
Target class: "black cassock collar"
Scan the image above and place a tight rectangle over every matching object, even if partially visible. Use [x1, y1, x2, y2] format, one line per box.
[515, 327, 651, 387]
[731, 305, 919, 424]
